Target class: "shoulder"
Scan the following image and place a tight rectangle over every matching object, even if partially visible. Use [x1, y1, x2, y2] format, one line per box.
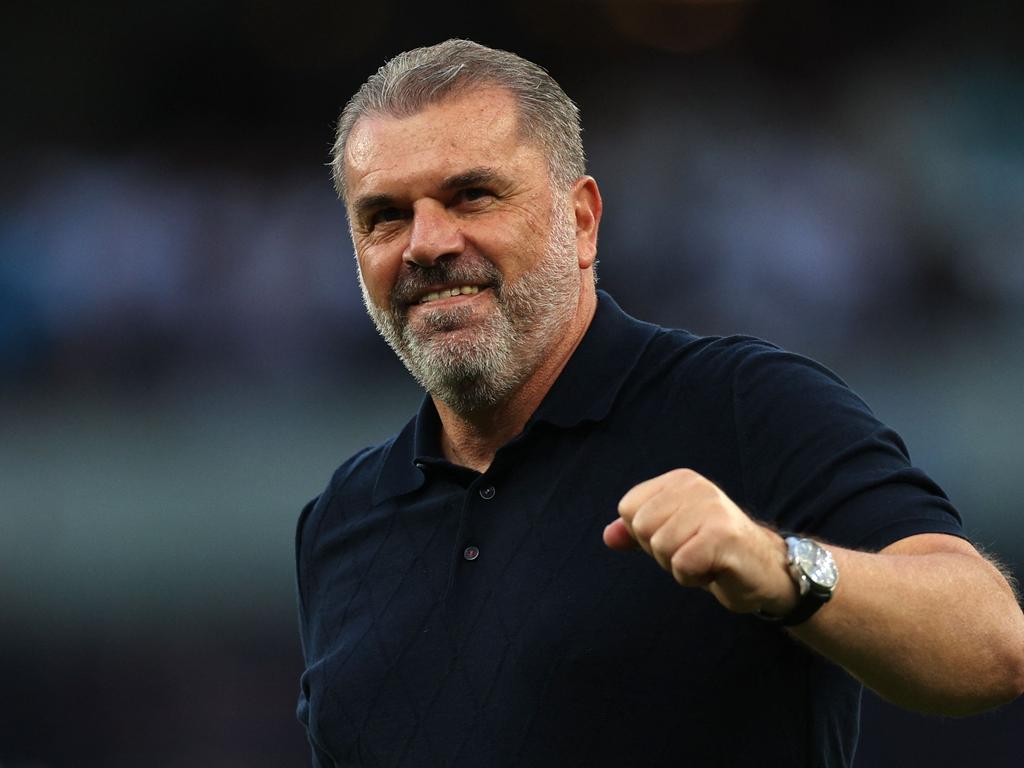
[653, 329, 837, 377]
[295, 432, 403, 552]
[325, 440, 393, 505]
[635, 329, 851, 405]
[645, 331, 881, 453]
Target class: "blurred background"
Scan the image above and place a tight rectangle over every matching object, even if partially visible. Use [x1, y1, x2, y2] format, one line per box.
[2, 1, 1022, 765]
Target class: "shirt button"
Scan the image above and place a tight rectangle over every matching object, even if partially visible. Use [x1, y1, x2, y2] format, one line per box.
[479, 485, 496, 500]
[463, 545, 480, 561]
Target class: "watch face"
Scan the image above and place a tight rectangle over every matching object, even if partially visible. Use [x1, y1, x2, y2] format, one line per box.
[792, 539, 838, 589]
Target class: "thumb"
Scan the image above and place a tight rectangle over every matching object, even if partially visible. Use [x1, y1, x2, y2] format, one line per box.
[603, 518, 638, 551]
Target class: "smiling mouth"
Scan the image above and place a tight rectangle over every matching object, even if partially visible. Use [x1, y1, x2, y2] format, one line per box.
[418, 285, 482, 304]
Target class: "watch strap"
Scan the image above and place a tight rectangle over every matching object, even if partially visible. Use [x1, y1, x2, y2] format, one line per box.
[758, 535, 836, 627]
[777, 582, 829, 626]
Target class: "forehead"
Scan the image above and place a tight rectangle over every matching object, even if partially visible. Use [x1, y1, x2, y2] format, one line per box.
[344, 88, 545, 197]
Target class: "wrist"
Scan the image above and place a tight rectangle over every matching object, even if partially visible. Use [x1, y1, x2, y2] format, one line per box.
[759, 530, 800, 617]
[759, 534, 839, 626]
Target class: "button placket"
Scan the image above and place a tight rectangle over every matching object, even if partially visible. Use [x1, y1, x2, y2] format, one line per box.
[460, 482, 495, 564]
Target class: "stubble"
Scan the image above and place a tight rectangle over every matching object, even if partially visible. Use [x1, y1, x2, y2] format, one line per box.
[360, 207, 580, 415]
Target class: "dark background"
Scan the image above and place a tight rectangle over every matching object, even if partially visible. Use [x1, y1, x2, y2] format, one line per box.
[2, 1, 1023, 765]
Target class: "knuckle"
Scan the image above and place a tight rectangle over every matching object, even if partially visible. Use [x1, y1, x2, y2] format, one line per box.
[617, 485, 645, 516]
[714, 517, 743, 546]
[632, 512, 657, 541]
[670, 547, 689, 574]
[669, 468, 699, 487]
[673, 541, 711, 577]
[648, 527, 670, 556]
[617, 494, 635, 519]
[671, 558, 699, 587]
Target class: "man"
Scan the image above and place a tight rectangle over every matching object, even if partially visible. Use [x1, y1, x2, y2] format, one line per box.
[296, 39, 1024, 767]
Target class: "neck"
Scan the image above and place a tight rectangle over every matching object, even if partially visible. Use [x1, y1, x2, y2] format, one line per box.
[433, 286, 597, 473]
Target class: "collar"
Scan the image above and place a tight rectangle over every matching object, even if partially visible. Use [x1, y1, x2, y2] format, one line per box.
[372, 290, 660, 505]
[527, 290, 660, 429]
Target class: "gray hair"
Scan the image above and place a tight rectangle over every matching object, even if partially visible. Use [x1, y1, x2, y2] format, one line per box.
[330, 39, 585, 202]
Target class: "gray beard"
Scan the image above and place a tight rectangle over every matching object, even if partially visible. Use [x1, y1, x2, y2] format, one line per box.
[361, 211, 580, 415]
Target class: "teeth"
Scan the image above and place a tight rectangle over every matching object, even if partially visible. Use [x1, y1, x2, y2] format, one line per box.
[419, 285, 481, 304]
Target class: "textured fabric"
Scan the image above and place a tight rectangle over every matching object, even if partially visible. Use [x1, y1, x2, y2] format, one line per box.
[295, 291, 963, 767]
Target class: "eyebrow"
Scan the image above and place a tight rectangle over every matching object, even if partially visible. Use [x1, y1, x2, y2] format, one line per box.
[351, 167, 509, 220]
[351, 193, 396, 221]
[440, 167, 505, 191]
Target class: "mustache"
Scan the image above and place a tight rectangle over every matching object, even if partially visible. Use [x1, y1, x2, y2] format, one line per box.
[390, 258, 504, 309]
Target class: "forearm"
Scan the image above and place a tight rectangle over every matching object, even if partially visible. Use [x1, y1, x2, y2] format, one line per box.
[789, 541, 1024, 715]
[609, 469, 1024, 715]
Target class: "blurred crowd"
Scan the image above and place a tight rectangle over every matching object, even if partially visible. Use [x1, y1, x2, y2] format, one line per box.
[4, 54, 1022, 395]
[4, 4, 1024, 764]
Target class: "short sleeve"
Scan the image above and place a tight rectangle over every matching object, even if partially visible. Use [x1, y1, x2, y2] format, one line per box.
[730, 344, 964, 551]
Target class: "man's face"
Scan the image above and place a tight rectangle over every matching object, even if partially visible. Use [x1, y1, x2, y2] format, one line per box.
[344, 87, 585, 413]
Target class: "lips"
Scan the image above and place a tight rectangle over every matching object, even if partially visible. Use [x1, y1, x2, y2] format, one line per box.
[391, 257, 503, 310]
[418, 285, 482, 304]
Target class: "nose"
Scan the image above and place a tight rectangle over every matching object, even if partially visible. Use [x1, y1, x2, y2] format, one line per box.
[404, 200, 465, 268]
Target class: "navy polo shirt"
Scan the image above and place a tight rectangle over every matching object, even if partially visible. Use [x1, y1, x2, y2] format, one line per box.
[296, 291, 962, 767]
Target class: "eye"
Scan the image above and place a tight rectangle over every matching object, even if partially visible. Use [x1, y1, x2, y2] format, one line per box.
[369, 207, 407, 229]
[456, 187, 493, 204]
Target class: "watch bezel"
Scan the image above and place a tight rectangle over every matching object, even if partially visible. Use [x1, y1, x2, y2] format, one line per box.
[757, 535, 838, 626]
[787, 536, 838, 593]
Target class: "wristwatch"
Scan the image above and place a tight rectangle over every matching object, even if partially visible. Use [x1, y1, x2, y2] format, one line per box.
[769, 536, 839, 626]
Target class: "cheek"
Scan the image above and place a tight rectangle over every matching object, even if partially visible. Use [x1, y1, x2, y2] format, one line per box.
[474, 219, 547, 278]
[509, 230, 550, 277]
[357, 249, 401, 305]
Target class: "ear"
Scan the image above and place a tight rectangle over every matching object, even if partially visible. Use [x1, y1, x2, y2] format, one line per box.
[571, 176, 603, 270]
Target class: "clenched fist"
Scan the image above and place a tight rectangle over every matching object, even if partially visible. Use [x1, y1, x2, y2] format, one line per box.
[604, 468, 798, 617]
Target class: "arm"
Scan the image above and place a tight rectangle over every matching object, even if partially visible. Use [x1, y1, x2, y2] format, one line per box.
[795, 532, 1024, 715]
[605, 468, 1024, 716]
